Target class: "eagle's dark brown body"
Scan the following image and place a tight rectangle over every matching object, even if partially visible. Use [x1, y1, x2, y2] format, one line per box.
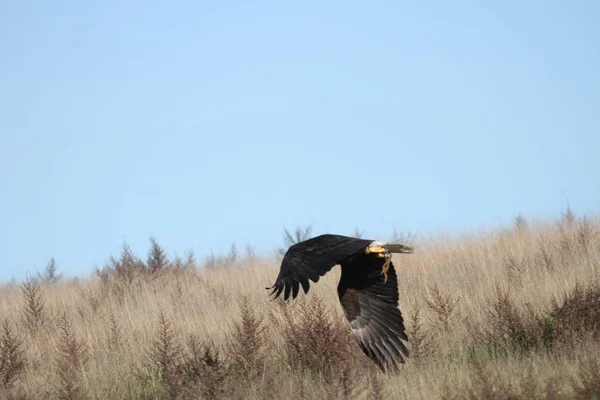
[268, 234, 412, 372]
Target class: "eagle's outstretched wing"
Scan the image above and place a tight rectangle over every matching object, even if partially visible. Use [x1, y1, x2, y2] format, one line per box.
[338, 256, 409, 372]
[268, 234, 373, 300]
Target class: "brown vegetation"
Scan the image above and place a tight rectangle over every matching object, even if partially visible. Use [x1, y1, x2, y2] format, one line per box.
[0, 211, 599, 399]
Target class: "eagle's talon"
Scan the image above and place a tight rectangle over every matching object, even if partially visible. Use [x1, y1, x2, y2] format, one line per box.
[380, 253, 392, 283]
[381, 270, 388, 283]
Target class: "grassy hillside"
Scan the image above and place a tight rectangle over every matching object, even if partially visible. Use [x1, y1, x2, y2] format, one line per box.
[0, 212, 599, 399]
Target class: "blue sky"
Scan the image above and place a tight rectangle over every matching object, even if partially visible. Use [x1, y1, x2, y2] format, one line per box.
[1, 1, 598, 282]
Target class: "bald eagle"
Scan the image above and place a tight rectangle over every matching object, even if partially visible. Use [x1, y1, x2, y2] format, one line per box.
[267, 234, 413, 373]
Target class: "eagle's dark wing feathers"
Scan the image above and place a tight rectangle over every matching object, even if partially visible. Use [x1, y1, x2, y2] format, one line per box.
[338, 255, 408, 372]
[268, 234, 373, 300]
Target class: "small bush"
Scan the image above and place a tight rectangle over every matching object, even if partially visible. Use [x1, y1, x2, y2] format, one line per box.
[275, 296, 357, 379]
[54, 314, 88, 400]
[95, 243, 145, 299]
[147, 237, 169, 273]
[37, 258, 62, 284]
[426, 284, 460, 333]
[228, 297, 267, 376]
[476, 281, 600, 358]
[503, 251, 527, 288]
[20, 278, 46, 333]
[408, 306, 435, 363]
[144, 310, 182, 398]
[550, 281, 600, 342]
[180, 335, 225, 399]
[0, 320, 25, 390]
[106, 311, 122, 352]
[461, 285, 546, 362]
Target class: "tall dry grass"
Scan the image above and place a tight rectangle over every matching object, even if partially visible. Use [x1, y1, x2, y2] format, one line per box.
[0, 212, 599, 399]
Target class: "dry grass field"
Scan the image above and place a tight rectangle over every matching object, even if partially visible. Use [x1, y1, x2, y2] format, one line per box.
[1, 211, 599, 399]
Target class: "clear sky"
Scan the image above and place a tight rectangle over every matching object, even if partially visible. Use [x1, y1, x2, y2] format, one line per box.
[1, 1, 599, 282]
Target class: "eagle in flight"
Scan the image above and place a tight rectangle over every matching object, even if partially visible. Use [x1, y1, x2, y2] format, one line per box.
[267, 234, 413, 372]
